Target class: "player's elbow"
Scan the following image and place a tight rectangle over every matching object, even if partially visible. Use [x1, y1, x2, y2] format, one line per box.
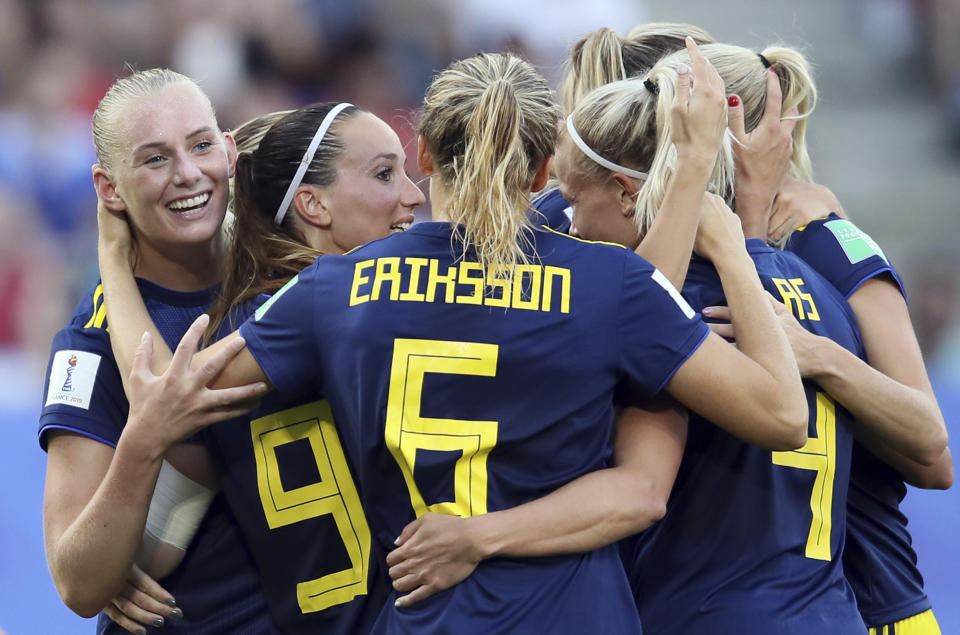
[909, 459, 954, 491]
[55, 580, 106, 619]
[622, 482, 670, 532]
[766, 400, 809, 451]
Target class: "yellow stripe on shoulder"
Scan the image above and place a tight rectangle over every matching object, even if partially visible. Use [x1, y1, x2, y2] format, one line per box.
[542, 226, 627, 249]
[83, 284, 109, 330]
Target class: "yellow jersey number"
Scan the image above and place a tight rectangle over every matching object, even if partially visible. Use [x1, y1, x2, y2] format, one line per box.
[385, 339, 499, 518]
[250, 401, 372, 613]
[772, 391, 837, 561]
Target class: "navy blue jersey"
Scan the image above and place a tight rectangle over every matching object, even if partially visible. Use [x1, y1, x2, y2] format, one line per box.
[786, 214, 905, 299]
[202, 297, 388, 634]
[240, 221, 709, 634]
[530, 187, 572, 233]
[39, 280, 276, 634]
[623, 240, 867, 635]
[787, 217, 929, 626]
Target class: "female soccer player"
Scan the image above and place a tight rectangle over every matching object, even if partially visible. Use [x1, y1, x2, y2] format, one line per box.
[692, 43, 951, 635]
[39, 69, 274, 633]
[98, 51, 808, 634]
[94, 101, 425, 633]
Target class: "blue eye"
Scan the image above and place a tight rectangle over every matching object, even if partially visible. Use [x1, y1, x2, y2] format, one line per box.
[195, 140, 213, 152]
[144, 155, 165, 165]
[377, 167, 394, 182]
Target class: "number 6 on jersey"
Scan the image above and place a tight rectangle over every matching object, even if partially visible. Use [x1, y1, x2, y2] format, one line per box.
[385, 339, 499, 518]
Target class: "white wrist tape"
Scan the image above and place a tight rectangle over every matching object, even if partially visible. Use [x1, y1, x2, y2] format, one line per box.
[144, 460, 216, 550]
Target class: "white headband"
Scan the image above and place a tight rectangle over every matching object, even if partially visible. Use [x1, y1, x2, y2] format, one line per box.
[274, 102, 354, 225]
[565, 116, 648, 181]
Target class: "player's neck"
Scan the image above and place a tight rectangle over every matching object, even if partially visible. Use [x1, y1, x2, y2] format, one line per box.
[132, 233, 224, 291]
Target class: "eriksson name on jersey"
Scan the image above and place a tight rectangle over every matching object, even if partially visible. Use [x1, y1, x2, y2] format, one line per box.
[349, 257, 571, 314]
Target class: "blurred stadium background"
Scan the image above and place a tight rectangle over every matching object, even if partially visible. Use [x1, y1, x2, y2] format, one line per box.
[0, 0, 957, 632]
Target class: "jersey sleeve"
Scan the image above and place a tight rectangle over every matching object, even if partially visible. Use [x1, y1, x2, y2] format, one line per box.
[38, 325, 127, 450]
[786, 214, 905, 299]
[617, 251, 710, 395]
[239, 261, 323, 396]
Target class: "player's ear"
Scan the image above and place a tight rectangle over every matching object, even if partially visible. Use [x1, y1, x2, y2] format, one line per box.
[92, 164, 127, 212]
[293, 185, 331, 228]
[417, 136, 434, 177]
[531, 156, 552, 192]
[612, 173, 640, 218]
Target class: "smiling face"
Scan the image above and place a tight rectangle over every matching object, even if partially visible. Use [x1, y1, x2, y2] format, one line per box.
[554, 134, 640, 249]
[107, 82, 235, 254]
[313, 112, 425, 254]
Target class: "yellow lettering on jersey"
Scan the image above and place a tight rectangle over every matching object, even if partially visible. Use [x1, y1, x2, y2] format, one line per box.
[426, 259, 457, 303]
[371, 257, 402, 301]
[773, 277, 820, 321]
[348, 258, 573, 314]
[349, 259, 374, 306]
[542, 266, 571, 314]
[399, 258, 428, 302]
[512, 265, 542, 311]
[772, 392, 837, 561]
[484, 265, 511, 309]
[385, 339, 499, 518]
[456, 262, 484, 305]
[251, 401, 372, 613]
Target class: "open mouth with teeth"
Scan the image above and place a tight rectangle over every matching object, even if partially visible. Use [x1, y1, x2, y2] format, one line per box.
[167, 192, 211, 215]
[390, 221, 412, 233]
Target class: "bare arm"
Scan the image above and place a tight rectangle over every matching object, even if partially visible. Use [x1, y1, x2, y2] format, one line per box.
[386, 399, 687, 607]
[846, 278, 951, 487]
[636, 37, 726, 289]
[98, 203, 268, 390]
[666, 198, 807, 450]
[44, 432, 166, 618]
[43, 321, 265, 617]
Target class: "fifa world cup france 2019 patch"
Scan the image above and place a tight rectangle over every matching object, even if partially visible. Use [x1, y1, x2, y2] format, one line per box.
[255, 274, 299, 321]
[824, 220, 888, 265]
[45, 350, 102, 410]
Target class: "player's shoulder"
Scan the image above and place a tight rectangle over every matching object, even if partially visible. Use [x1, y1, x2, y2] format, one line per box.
[51, 281, 113, 353]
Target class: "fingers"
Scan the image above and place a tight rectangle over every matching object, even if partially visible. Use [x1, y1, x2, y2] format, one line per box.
[102, 603, 148, 635]
[708, 323, 735, 339]
[109, 590, 168, 632]
[673, 62, 691, 109]
[131, 332, 153, 380]
[701, 305, 731, 321]
[395, 584, 439, 609]
[728, 94, 745, 141]
[195, 334, 247, 384]
[128, 563, 177, 612]
[684, 36, 707, 84]
[780, 106, 799, 139]
[392, 571, 421, 593]
[170, 314, 210, 373]
[762, 68, 783, 123]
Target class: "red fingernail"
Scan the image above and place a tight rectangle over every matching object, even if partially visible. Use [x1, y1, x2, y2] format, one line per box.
[728, 95, 740, 107]
[769, 67, 778, 76]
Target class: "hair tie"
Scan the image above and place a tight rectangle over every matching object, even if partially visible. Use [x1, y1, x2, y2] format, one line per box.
[565, 116, 648, 180]
[273, 102, 354, 225]
[758, 53, 772, 69]
[643, 78, 659, 96]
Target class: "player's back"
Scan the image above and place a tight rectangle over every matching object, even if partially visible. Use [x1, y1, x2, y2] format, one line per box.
[623, 240, 866, 635]
[787, 215, 932, 627]
[242, 221, 710, 634]
[204, 298, 387, 634]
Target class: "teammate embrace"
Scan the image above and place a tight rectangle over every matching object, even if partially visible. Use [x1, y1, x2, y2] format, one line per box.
[40, 21, 950, 635]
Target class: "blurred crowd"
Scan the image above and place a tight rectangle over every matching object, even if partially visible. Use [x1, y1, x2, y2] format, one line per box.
[0, 0, 956, 391]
